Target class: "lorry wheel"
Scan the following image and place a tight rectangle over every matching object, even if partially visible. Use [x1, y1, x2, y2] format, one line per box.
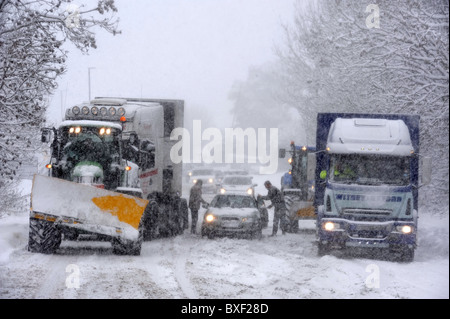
[28, 217, 62, 254]
[112, 227, 143, 256]
[173, 198, 188, 235]
[158, 202, 172, 237]
[172, 199, 184, 236]
[398, 247, 415, 262]
[142, 202, 158, 240]
[317, 242, 331, 257]
[180, 198, 189, 230]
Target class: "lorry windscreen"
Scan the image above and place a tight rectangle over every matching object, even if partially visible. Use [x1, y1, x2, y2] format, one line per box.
[59, 126, 120, 165]
[329, 154, 410, 186]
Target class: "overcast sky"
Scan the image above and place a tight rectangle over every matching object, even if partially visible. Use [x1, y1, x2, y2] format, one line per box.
[48, 0, 296, 127]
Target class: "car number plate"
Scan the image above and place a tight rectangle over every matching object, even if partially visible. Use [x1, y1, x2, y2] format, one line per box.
[222, 220, 240, 228]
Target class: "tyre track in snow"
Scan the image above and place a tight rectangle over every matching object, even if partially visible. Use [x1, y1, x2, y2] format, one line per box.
[1, 207, 448, 299]
[64, 242, 176, 299]
[33, 253, 79, 299]
[147, 234, 200, 299]
[171, 237, 200, 298]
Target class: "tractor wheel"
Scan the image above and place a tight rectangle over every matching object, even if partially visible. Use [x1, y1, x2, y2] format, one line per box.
[28, 217, 62, 254]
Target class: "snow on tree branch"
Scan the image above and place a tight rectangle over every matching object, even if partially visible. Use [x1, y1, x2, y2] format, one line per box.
[0, 0, 120, 189]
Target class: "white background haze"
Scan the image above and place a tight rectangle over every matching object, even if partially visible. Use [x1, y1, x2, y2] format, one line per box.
[48, 0, 296, 128]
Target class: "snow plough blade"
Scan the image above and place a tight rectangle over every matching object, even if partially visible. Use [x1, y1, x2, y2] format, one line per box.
[30, 175, 149, 241]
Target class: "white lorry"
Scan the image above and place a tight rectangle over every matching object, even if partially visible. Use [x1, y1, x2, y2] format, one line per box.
[315, 113, 431, 262]
[29, 98, 187, 255]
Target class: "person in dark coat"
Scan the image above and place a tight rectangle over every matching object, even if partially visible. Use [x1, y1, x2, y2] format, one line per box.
[189, 179, 208, 234]
[258, 181, 288, 236]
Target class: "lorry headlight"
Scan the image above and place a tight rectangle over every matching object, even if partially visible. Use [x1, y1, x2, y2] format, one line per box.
[323, 221, 339, 231]
[397, 225, 413, 234]
[205, 214, 215, 223]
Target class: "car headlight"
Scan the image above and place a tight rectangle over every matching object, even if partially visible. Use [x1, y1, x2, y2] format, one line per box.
[220, 188, 226, 194]
[208, 178, 214, 183]
[322, 221, 340, 231]
[205, 214, 216, 223]
[396, 225, 413, 234]
[247, 188, 253, 195]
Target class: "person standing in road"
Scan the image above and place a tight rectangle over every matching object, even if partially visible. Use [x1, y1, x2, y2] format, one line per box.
[189, 179, 208, 234]
[258, 181, 288, 236]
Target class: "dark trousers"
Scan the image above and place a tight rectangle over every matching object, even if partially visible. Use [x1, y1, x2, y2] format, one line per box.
[190, 209, 198, 234]
[273, 209, 288, 235]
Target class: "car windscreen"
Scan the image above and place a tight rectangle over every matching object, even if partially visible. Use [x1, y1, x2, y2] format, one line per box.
[211, 195, 256, 208]
[222, 176, 253, 185]
[329, 154, 411, 186]
[192, 169, 215, 176]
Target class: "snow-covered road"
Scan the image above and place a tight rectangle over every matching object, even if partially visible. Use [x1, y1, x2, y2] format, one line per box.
[0, 177, 448, 299]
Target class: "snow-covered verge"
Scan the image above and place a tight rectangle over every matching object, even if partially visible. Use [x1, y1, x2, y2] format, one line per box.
[0, 178, 448, 299]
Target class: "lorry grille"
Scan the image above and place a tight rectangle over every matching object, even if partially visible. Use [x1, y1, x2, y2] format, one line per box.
[347, 223, 392, 239]
[342, 208, 392, 222]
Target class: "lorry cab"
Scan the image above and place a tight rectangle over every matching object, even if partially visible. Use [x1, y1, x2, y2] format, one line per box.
[48, 120, 124, 190]
[315, 114, 430, 261]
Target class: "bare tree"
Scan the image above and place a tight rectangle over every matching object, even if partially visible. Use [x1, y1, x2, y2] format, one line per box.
[0, 0, 120, 207]
[228, 62, 304, 146]
[277, 0, 448, 210]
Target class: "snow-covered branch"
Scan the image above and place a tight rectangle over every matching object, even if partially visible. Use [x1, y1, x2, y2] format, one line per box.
[0, 0, 120, 185]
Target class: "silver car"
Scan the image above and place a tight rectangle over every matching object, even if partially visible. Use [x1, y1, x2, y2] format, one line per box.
[188, 168, 218, 193]
[201, 194, 264, 239]
[218, 175, 257, 196]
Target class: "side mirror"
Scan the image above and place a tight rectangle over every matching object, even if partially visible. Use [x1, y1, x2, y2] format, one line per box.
[420, 156, 432, 186]
[129, 132, 138, 145]
[41, 128, 52, 143]
[279, 148, 286, 159]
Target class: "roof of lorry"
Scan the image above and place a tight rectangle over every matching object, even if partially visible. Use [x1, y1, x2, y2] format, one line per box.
[327, 118, 414, 156]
